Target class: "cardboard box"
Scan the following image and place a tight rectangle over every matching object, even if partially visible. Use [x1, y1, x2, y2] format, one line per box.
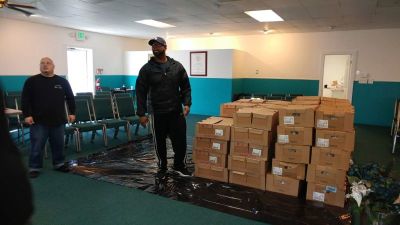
[306, 164, 347, 189]
[251, 108, 278, 131]
[233, 108, 253, 128]
[193, 137, 229, 154]
[192, 150, 227, 168]
[258, 103, 288, 111]
[279, 105, 316, 127]
[194, 163, 229, 182]
[315, 129, 355, 151]
[295, 96, 321, 102]
[231, 126, 249, 143]
[266, 173, 301, 197]
[311, 147, 351, 170]
[248, 128, 273, 146]
[306, 182, 346, 208]
[249, 143, 270, 159]
[272, 159, 306, 180]
[230, 141, 249, 156]
[196, 117, 233, 140]
[229, 170, 266, 190]
[275, 144, 311, 164]
[291, 100, 321, 106]
[230, 142, 270, 159]
[220, 103, 237, 118]
[277, 125, 313, 146]
[315, 107, 354, 131]
[228, 156, 268, 175]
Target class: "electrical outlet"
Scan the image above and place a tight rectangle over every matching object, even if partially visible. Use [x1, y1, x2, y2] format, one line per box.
[368, 79, 374, 84]
[255, 69, 259, 75]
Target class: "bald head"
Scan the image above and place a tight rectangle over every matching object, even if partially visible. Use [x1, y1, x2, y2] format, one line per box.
[40, 57, 55, 77]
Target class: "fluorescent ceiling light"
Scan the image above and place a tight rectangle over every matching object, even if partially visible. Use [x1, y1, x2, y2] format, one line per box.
[245, 10, 284, 22]
[135, 19, 175, 28]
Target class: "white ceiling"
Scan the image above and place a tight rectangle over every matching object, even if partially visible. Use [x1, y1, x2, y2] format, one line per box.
[1, 0, 400, 39]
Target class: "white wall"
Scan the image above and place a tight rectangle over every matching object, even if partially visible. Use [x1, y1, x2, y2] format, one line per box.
[125, 49, 234, 78]
[169, 29, 400, 82]
[0, 18, 148, 76]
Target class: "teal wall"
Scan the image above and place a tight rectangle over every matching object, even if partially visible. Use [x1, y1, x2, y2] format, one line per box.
[352, 81, 400, 126]
[233, 78, 319, 96]
[2, 75, 399, 126]
[0, 75, 29, 91]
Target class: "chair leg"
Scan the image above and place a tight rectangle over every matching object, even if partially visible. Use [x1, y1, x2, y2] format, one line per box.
[75, 131, 80, 152]
[393, 126, 398, 154]
[44, 142, 49, 159]
[91, 131, 96, 143]
[103, 127, 108, 147]
[126, 123, 131, 141]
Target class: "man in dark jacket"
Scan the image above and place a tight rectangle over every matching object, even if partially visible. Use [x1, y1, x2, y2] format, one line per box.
[22, 57, 76, 178]
[136, 37, 192, 176]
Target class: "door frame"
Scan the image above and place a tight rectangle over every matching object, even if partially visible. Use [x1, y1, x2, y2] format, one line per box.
[319, 51, 358, 103]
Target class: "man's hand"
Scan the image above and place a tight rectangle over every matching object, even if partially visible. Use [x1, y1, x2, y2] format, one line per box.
[139, 116, 149, 127]
[68, 115, 76, 123]
[24, 116, 34, 125]
[183, 106, 190, 117]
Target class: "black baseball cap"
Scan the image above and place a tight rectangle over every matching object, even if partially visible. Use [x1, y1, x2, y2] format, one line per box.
[148, 37, 166, 46]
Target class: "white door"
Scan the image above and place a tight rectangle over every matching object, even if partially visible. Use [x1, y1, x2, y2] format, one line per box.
[321, 54, 354, 101]
[67, 47, 94, 94]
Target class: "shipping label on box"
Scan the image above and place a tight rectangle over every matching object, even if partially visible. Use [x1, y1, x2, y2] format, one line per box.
[193, 150, 227, 168]
[275, 143, 311, 164]
[230, 141, 249, 156]
[277, 125, 313, 146]
[249, 143, 269, 160]
[279, 105, 316, 127]
[272, 159, 306, 180]
[315, 107, 354, 131]
[306, 182, 346, 208]
[194, 163, 229, 183]
[231, 127, 249, 143]
[193, 137, 229, 154]
[266, 174, 301, 197]
[311, 147, 351, 170]
[196, 117, 233, 140]
[248, 128, 273, 146]
[306, 164, 347, 189]
[315, 129, 355, 151]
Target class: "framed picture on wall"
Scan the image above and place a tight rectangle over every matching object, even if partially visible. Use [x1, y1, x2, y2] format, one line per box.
[190, 51, 207, 76]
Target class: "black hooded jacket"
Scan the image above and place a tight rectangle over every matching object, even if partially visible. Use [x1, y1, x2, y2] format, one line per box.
[136, 56, 191, 116]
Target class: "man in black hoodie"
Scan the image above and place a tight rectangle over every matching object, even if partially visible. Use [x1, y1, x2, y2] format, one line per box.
[21, 57, 75, 178]
[136, 37, 192, 176]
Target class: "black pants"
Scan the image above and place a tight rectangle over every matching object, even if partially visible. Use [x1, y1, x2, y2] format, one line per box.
[152, 111, 187, 169]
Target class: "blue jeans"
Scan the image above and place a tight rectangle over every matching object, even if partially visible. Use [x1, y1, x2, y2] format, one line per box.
[29, 124, 65, 171]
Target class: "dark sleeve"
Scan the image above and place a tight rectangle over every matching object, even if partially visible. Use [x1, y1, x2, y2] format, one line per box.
[64, 79, 75, 115]
[135, 66, 149, 117]
[179, 64, 192, 107]
[21, 77, 32, 118]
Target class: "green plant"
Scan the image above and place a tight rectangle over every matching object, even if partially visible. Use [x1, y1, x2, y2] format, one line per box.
[347, 163, 400, 225]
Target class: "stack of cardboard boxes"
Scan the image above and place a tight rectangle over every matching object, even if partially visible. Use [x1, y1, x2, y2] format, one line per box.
[306, 97, 355, 207]
[267, 103, 317, 196]
[193, 117, 233, 182]
[229, 107, 278, 190]
[194, 96, 354, 208]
